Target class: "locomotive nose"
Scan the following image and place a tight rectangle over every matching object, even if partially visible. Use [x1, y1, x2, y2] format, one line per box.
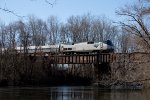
[106, 40, 114, 46]
[105, 40, 114, 52]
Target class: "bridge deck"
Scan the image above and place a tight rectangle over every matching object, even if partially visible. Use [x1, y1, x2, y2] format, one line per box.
[40, 53, 150, 64]
[44, 53, 114, 64]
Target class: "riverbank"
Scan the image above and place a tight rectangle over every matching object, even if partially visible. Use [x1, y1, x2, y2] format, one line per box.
[0, 53, 150, 89]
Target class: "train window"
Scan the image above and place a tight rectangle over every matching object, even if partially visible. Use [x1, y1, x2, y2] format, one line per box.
[46, 48, 49, 50]
[63, 48, 72, 50]
[87, 41, 94, 44]
[64, 48, 67, 50]
[68, 48, 72, 50]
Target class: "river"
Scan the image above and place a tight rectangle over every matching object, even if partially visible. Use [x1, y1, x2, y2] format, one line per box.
[0, 86, 149, 100]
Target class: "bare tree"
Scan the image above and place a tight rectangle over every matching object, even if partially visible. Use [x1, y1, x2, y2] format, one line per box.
[91, 17, 118, 43]
[17, 20, 30, 54]
[5, 23, 18, 49]
[47, 16, 59, 44]
[116, 0, 150, 52]
[0, 24, 7, 50]
[91, 19, 103, 42]
[59, 23, 70, 43]
[67, 16, 82, 43]
[80, 14, 91, 42]
[67, 14, 119, 44]
[28, 16, 47, 46]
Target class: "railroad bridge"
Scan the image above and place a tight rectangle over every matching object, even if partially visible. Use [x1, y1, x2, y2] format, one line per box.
[29, 52, 150, 84]
[34, 52, 149, 64]
[46, 53, 113, 64]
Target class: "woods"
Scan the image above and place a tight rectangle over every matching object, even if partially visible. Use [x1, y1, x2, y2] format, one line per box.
[0, 14, 119, 50]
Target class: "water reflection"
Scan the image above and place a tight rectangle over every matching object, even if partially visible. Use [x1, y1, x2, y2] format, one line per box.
[0, 86, 149, 100]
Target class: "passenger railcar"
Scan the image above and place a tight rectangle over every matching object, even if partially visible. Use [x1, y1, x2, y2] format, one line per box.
[15, 45, 59, 54]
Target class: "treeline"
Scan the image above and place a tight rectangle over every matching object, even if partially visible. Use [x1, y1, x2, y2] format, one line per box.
[0, 14, 141, 53]
[0, 15, 116, 48]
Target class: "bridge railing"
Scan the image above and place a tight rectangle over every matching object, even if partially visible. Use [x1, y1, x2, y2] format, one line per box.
[111, 53, 150, 63]
[34, 52, 150, 64]
[48, 53, 114, 64]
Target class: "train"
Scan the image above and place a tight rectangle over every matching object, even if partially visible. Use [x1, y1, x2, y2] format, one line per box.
[59, 40, 114, 54]
[2, 40, 114, 54]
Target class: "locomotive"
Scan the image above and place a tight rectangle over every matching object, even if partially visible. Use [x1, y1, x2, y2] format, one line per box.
[59, 40, 114, 54]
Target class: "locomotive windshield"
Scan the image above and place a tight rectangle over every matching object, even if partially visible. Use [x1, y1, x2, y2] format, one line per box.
[105, 40, 114, 46]
[87, 41, 94, 44]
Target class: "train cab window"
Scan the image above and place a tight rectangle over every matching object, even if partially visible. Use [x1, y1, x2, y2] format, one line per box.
[87, 41, 94, 44]
[68, 48, 72, 50]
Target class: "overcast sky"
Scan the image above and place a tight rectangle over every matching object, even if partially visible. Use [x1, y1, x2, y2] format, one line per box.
[0, 0, 136, 24]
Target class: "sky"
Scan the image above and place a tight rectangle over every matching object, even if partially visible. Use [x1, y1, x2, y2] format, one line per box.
[0, 0, 136, 24]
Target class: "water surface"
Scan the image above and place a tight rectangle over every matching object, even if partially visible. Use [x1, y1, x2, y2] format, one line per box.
[0, 86, 149, 100]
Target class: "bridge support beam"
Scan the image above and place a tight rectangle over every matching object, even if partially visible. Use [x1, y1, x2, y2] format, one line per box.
[94, 62, 111, 85]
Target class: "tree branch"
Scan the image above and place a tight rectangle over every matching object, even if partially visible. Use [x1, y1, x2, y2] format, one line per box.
[0, 7, 25, 18]
[44, 0, 56, 6]
[119, 22, 150, 49]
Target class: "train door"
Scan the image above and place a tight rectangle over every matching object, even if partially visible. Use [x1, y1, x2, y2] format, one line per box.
[100, 42, 103, 48]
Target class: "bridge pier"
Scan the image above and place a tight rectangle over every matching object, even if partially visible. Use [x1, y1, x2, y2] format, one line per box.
[94, 62, 111, 86]
[28, 53, 113, 86]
